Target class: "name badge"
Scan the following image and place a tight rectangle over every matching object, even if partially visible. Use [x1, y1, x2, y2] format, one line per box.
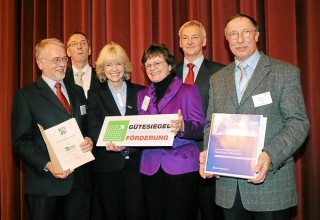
[80, 105, 86, 115]
[252, 92, 273, 107]
[141, 96, 150, 111]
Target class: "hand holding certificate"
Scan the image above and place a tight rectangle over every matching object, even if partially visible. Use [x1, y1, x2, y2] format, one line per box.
[38, 118, 95, 173]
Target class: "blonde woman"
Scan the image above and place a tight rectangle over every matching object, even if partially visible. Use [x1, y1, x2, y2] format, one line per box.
[87, 42, 145, 220]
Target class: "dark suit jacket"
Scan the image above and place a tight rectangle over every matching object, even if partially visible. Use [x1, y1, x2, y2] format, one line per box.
[203, 52, 310, 211]
[65, 66, 101, 92]
[11, 77, 92, 196]
[87, 81, 145, 172]
[176, 58, 224, 150]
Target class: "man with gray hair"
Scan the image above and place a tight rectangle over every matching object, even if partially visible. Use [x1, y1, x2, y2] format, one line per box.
[176, 20, 225, 220]
[12, 38, 93, 220]
[199, 14, 309, 220]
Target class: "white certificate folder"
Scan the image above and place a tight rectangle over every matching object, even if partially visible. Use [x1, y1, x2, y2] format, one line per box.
[205, 113, 267, 179]
[38, 118, 95, 173]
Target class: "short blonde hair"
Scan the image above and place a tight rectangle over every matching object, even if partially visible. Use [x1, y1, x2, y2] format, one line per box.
[35, 38, 64, 59]
[95, 42, 132, 81]
[178, 20, 206, 38]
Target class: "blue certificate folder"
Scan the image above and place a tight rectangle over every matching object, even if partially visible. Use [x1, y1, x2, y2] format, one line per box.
[205, 113, 267, 179]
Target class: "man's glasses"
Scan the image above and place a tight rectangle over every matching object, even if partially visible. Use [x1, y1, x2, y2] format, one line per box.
[145, 60, 166, 70]
[40, 56, 68, 65]
[67, 40, 88, 48]
[226, 30, 256, 40]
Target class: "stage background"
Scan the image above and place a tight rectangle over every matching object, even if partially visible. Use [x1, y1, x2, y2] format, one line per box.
[1, 0, 319, 219]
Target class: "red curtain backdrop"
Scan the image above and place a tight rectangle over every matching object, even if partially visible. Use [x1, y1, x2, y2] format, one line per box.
[1, 0, 319, 219]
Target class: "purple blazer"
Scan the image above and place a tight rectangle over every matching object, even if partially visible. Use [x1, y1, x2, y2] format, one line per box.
[137, 77, 205, 175]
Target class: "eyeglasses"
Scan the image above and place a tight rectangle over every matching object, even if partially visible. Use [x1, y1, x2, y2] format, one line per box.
[145, 60, 166, 70]
[67, 40, 88, 48]
[226, 30, 256, 40]
[40, 56, 68, 65]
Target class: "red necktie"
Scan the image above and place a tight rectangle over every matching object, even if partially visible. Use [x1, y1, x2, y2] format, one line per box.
[55, 82, 72, 115]
[185, 63, 195, 85]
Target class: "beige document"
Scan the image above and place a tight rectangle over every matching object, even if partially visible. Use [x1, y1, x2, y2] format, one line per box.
[38, 118, 94, 173]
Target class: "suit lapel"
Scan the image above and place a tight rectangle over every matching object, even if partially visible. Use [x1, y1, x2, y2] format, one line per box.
[65, 68, 75, 84]
[125, 82, 135, 115]
[157, 77, 181, 112]
[176, 63, 183, 79]
[64, 81, 79, 116]
[89, 68, 101, 90]
[223, 64, 239, 109]
[99, 83, 122, 116]
[143, 84, 158, 114]
[36, 78, 70, 115]
[240, 54, 270, 104]
[195, 59, 209, 86]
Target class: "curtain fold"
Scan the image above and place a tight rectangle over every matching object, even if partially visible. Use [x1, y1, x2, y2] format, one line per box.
[0, 0, 20, 220]
[295, 1, 320, 219]
[129, 0, 152, 85]
[92, 0, 107, 66]
[265, 0, 297, 63]
[1, 0, 319, 219]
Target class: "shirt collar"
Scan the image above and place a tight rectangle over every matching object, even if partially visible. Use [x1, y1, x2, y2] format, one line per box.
[184, 55, 204, 69]
[41, 74, 66, 90]
[72, 63, 90, 76]
[108, 80, 127, 95]
[235, 51, 261, 70]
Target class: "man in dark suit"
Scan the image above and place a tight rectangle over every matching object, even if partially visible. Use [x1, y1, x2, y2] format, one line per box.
[11, 38, 93, 220]
[176, 20, 225, 220]
[64, 31, 101, 219]
[65, 31, 100, 98]
[199, 14, 309, 220]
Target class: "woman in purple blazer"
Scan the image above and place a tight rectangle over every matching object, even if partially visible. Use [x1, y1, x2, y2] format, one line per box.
[138, 44, 206, 220]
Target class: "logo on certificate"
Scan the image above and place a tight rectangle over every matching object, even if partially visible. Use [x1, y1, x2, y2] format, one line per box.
[103, 120, 130, 142]
[58, 126, 67, 135]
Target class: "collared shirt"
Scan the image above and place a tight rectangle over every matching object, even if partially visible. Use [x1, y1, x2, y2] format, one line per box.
[72, 64, 92, 98]
[108, 81, 127, 116]
[42, 75, 70, 104]
[235, 51, 261, 102]
[183, 55, 205, 83]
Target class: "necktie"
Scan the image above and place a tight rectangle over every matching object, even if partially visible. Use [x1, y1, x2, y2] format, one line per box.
[55, 82, 72, 115]
[75, 71, 84, 87]
[185, 63, 195, 85]
[238, 63, 248, 100]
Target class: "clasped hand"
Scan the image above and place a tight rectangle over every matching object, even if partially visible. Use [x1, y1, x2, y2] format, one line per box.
[106, 142, 126, 152]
